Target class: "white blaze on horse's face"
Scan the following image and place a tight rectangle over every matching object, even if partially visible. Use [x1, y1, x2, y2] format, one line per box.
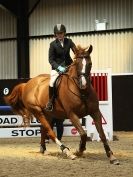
[81, 58, 87, 88]
[82, 58, 86, 74]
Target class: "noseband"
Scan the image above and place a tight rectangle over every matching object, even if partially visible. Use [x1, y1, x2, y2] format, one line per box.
[78, 73, 90, 89]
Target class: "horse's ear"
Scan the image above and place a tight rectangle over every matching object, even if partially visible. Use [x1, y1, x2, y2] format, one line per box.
[73, 46, 78, 55]
[88, 45, 93, 54]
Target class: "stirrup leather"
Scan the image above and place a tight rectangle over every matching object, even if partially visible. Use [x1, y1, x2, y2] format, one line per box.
[45, 86, 54, 111]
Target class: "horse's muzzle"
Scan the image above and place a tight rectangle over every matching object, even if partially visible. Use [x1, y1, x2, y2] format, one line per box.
[79, 75, 87, 89]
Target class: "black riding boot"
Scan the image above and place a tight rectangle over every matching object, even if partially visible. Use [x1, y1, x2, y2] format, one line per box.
[45, 86, 54, 111]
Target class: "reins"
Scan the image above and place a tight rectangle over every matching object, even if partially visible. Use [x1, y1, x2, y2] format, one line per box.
[62, 62, 91, 100]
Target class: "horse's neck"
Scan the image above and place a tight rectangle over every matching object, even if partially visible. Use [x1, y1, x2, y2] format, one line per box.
[68, 65, 77, 78]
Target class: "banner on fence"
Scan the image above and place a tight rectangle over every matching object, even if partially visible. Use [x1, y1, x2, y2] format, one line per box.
[0, 115, 85, 138]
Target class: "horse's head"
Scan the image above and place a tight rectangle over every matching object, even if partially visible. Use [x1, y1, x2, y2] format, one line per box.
[74, 45, 93, 89]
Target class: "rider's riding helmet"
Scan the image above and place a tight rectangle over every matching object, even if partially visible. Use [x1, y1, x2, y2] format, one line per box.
[54, 24, 66, 34]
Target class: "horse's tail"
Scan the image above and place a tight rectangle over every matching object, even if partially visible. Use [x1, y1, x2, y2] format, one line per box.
[4, 83, 25, 111]
[4, 83, 32, 126]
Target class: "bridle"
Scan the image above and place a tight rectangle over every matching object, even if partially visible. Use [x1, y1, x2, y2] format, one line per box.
[61, 56, 92, 99]
[73, 56, 92, 89]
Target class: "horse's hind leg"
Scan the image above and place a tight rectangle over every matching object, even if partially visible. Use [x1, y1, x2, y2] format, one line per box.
[91, 110, 119, 165]
[33, 112, 56, 141]
[40, 126, 47, 153]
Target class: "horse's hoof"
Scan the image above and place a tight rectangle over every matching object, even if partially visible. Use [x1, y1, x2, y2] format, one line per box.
[40, 145, 46, 154]
[63, 148, 77, 160]
[43, 151, 50, 156]
[40, 147, 44, 153]
[110, 159, 120, 165]
[70, 154, 77, 160]
[75, 150, 83, 156]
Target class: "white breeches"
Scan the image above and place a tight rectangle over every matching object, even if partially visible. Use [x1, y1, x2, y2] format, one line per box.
[49, 70, 59, 87]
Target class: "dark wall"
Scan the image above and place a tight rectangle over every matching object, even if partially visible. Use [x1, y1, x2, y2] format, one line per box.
[0, 79, 28, 115]
[112, 75, 133, 131]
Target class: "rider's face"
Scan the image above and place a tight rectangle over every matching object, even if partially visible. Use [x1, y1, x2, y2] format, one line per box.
[55, 32, 65, 40]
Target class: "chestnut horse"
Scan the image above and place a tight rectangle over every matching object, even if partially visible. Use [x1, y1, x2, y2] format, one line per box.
[4, 45, 119, 164]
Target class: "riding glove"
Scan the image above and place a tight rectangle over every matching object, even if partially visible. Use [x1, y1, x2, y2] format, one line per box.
[57, 66, 66, 73]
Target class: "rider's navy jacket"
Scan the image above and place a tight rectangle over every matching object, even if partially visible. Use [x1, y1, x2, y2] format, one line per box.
[49, 38, 75, 70]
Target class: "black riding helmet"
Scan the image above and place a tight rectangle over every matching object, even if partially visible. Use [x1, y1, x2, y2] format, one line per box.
[54, 24, 66, 34]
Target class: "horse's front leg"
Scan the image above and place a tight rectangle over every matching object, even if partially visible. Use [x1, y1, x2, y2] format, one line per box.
[69, 112, 87, 156]
[91, 110, 119, 165]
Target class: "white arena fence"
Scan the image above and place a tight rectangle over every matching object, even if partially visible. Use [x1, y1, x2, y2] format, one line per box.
[85, 68, 113, 141]
[0, 69, 113, 141]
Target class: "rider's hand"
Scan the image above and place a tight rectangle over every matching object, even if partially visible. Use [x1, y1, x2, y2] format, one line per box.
[57, 66, 66, 73]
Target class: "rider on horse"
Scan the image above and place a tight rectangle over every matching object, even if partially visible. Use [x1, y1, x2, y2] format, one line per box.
[45, 24, 76, 111]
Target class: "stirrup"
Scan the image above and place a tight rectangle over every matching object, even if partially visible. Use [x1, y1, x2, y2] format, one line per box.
[45, 101, 53, 111]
